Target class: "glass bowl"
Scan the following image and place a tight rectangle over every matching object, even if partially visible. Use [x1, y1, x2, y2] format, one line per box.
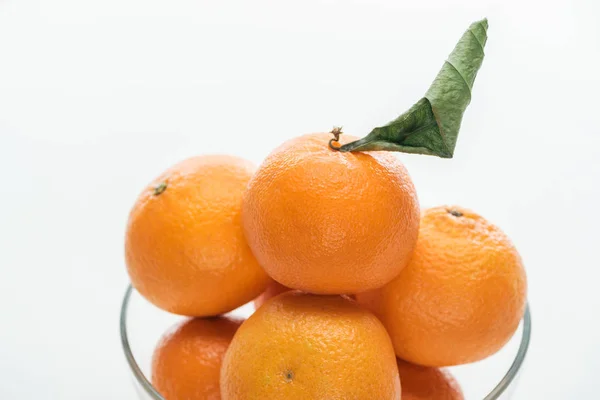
[120, 285, 531, 399]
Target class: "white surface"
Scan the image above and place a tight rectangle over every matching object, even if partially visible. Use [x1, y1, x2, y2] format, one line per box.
[0, 0, 598, 399]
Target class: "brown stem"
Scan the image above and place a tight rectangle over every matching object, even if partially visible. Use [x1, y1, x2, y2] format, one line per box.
[447, 208, 463, 217]
[153, 182, 167, 196]
[329, 126, 343, 151]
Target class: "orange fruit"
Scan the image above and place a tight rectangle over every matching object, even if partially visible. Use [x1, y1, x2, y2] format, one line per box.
[152, 316, 242, 400]
[397, 359, 463, 400]
[253, 280, 291, 309]
[242, 132, 419, 294]
[220, 292, 401, 399]
[356, 206, 527, 366]
[125, 155, 270, 316]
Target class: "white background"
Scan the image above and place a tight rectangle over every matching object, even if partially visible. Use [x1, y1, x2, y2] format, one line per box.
[1, 0, 599, 398]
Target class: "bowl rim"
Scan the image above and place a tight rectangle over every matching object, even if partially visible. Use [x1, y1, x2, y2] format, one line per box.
[119, 284, 531, 400]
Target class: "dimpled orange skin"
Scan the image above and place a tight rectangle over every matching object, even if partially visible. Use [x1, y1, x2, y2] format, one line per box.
[125, 155, 270, 316]
[152, 316, 242, 400]
[220, 292, 401, 400]
[397, 359, 463, 400]
[356, 206, 528, 367]
[253, 280, 291, 310]
[242, 132, 420, 294]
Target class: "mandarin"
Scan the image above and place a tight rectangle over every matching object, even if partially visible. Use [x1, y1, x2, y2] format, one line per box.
[152, 316, 242, 400]
[356, 206, 527, 366]
[397, 359, 463, 400]
[125, 155, 270, 316]
[242, 132, 419, 294]
[220, 292, 401, 399]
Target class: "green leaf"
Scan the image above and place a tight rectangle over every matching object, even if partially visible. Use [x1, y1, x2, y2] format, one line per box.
[339, 18, 488, 158]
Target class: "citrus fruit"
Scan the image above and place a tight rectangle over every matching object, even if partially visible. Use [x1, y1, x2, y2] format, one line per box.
[220, 292, 401, 399]
[152, 316, 242, 400]
[253, 280, 291, 309]
[242, 132, 419, 294]
[397, 359, 463, 400]
[356, 206, 527, 366]
[125, 155, 270, 316]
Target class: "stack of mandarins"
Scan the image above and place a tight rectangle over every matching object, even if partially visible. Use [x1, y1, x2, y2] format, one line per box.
[125, 132, 527, 400]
